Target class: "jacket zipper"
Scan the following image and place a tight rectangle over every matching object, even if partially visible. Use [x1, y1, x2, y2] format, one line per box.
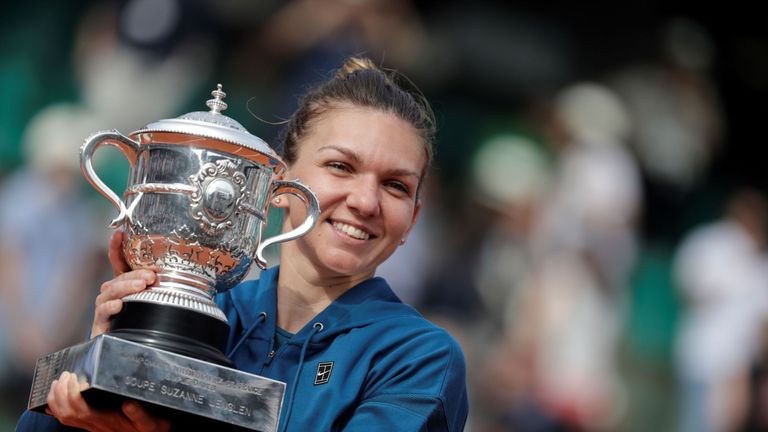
[264, 344, 285, 368]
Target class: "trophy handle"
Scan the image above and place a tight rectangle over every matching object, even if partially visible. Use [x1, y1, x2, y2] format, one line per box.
[255, 179, 320, 269]
[80, 130, 140, 228]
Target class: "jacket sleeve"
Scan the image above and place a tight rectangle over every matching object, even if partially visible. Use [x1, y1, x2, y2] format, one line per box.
[341, 327, 469, 431]
[15, 410, 84, 432]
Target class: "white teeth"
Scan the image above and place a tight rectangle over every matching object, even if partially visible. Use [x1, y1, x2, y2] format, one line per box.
[332, 222, 371, 240]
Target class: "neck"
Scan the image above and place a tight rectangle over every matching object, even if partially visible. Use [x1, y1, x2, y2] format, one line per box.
[275, 252, 374, 333]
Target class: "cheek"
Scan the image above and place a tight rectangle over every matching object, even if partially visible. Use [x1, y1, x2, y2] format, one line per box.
[305, 178, 345, 211]
[286, 197, 310, 225]
[388, 202, 418, 234]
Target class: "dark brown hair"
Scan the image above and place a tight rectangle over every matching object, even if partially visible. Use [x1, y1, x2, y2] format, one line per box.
[278, 57, 435, 191]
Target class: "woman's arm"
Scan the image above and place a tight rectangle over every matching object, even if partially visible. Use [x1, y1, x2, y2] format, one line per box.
[342, 328, 469, 432]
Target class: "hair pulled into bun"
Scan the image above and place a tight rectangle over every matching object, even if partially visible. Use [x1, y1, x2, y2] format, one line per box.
[335, 57, 380, 79]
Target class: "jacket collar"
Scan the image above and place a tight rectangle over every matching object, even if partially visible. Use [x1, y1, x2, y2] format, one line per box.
[229, 266, 410, 344]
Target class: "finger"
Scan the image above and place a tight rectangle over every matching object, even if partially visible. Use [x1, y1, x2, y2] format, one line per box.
[91, 300, 122, 337]
[46, 378, 60, 415]
[77, 375, 90, 392]
[65, 373, 91, 412]
[124, 401, 170, 432]
[48, 372, 128, 432]
[105, 269, 157, 288]
[48, 373, 77, 420]
[92, 274, 153, 338]
[57, 373, 102, 430]
[94, 299, 123, 321]
[108, 231, 131, 277]
[98, 276, 153, 303]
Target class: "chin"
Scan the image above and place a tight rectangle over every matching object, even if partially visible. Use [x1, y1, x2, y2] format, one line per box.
[318, 252, 376, 278]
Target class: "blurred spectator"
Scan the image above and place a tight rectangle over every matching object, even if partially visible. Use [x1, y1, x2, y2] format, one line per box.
[674, 188, 768, 432]
[510, 82, 641, 431]
[470, 134, 552, 331]
[418, 133, 551, 328]
[73, 0, 214, 133]
[538, 82, 641, 294]
[255, 0, 429, 71]
[0, 1, 217, 423]
[419, 132, 556, 431]
[610, 17, 723, 191]
[0, 103, 107, 420]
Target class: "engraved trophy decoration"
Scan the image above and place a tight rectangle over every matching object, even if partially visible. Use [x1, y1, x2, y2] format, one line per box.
[27, 85, 320, 431]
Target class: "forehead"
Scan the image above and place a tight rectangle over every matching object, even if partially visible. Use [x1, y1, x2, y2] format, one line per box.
[298, 106, 427, 169]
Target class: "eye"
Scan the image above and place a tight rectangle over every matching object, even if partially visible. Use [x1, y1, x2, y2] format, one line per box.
[384, 180, 411, 196]
[326, 161, 352, 172]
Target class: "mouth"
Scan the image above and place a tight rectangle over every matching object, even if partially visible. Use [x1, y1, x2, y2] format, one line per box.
[330, 220, 375, 241]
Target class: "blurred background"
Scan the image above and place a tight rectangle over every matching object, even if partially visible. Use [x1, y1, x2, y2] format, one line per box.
[2, 0, 768, 431]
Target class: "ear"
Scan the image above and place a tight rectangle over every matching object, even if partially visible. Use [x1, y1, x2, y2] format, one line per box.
[401, 199, 423, 241]
[272, 168, 290, 209]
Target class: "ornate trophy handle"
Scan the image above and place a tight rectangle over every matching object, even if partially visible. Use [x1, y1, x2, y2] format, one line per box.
[80, 130, 140, 227]
[255, 179, 320, 269]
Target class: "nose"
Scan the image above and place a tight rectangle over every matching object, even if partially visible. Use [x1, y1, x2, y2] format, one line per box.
[346, 175, 381, 217]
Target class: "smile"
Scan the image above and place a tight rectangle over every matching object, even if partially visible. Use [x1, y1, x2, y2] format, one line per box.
[331, 221, 373, 240]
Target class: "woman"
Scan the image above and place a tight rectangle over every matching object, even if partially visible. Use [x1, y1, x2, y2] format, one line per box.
[17, 57, 469, 431]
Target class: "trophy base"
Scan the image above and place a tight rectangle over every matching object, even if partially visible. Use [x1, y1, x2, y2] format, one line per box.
[28, 335, 285, 431]
[110, 300, 232, 366]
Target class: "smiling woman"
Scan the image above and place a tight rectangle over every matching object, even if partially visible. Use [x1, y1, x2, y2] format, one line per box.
[16, 58, 469, 432]
[277, 105, 426, 289]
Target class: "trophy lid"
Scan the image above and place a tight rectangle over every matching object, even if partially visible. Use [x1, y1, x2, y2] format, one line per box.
[134, 84, 277, 156]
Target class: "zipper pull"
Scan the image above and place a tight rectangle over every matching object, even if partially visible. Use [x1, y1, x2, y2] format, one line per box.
[264, 349, 276, 366]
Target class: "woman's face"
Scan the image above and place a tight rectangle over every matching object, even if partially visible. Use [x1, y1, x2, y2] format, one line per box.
[278, 104, 425, 281]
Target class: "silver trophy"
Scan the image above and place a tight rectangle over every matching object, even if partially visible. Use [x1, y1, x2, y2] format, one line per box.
[27, 85, 320, 431]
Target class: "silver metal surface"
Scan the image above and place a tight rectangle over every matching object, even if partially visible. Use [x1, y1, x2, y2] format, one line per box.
[80, 84, 320, 321]
[29, 335, 285, 431]
[134, 84, 275, 155]
[256, 180, 320, 268]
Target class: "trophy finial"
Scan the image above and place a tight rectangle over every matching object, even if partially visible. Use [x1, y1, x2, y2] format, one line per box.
[206, 84, 228, 114]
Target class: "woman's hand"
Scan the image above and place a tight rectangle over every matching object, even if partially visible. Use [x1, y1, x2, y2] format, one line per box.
[46, 372, 170, 432]
[91, 231, 157, 339]
[91, 269, 156, 338]
[91, 231, 158, 338]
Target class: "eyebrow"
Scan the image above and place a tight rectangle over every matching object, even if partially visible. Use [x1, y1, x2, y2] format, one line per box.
[317, 145, 421, 180]
[318, 145, 363, 165]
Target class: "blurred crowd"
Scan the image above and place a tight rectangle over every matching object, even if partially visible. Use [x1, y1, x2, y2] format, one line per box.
[2, 1, 768, 431]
